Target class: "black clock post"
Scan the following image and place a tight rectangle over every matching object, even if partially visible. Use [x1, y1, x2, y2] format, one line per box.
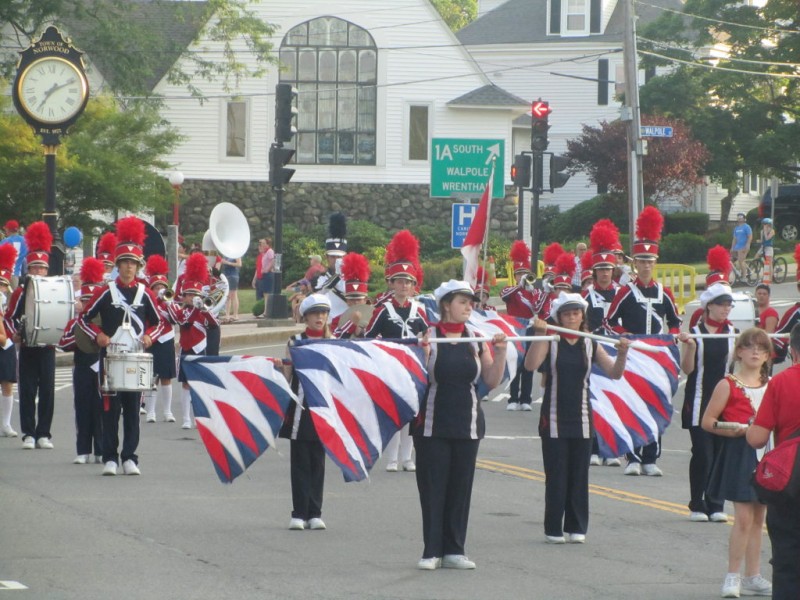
[12, 26, 90, 275]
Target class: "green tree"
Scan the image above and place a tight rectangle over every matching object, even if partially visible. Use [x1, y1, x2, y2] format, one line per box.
[431, 0, 477, 31]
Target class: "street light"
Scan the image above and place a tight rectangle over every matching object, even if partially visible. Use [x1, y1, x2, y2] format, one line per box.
[168, 170, 184, 227]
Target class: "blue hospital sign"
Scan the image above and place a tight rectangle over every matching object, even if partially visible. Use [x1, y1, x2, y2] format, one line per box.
[451, 203, 477, 249]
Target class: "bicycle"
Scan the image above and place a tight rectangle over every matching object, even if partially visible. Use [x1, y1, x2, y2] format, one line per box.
[746, 246, 788, 285]
[729, 259, 760, 287]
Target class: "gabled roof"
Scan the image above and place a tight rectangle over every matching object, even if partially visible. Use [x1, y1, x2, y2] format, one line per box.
[448, 84, 530, 108]
[457, 0, 684, 46]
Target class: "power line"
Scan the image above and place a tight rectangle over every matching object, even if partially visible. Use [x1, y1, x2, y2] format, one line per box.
[639, 49, 800, 79]
[638, 36, 800, 68]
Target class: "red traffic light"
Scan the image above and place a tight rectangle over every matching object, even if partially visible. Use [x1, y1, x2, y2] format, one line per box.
[532, 100, 551, 119]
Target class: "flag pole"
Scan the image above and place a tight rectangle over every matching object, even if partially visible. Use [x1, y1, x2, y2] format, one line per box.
[479, 159, 496, 291]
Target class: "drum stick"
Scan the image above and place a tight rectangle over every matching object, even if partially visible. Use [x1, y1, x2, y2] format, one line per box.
[713, 421, 747, 431]
[544, 324, 656, 353]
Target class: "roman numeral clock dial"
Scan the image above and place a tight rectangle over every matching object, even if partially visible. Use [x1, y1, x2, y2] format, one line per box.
[16, 56, 88, 125]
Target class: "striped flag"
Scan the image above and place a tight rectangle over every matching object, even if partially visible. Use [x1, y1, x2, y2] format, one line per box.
[289, 339, 427, 482]
[183, 355, 298, 483]
[460, 164, 495, 286]
[590, 334, 679, 458]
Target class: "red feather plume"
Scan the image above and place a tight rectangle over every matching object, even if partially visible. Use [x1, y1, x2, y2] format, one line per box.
[794, 243, 800, 268]
[146, 254, 169, 277]
[25, 221, 53, 253]
[589, 219, 620, 253]
[543, 242, 565, 266]
[185, 253, 209, 285]
[509, 240, 531, 263]
[342, 253, 370, 282]
[414, 260, 424, 291]
[0, 243, 17, 271]
[387, 230, 419, 264]
[115, 216, 145, 246]
[475, 266, 488, 285]
[97, 232, 117, 255]
[555, 252, 576, 277]
[636, 206, 664, 242]
[80, 257, 105, 284]
[707, 245, 730, 274]
[581, 250, 594, 271]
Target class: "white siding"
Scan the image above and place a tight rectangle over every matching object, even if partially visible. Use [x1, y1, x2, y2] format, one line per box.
[600, 0, 619, 33]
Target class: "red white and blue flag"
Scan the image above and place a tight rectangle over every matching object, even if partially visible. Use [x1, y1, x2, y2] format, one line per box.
[460, 164, 495, 286]
[183, 355, 297, 484]
[590, 334, 679, 458]
[289, 339, 427, 482]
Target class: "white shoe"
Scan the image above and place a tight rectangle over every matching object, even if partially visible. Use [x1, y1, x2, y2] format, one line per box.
[385, 462, 398, 472]
[122, 460, 140, 476]
[402, 460, 416, 472]
[624, 462, 642, 476]
[73, 454, 89, 465]
[709, 512, 728, 523]
[604, 457, 621, 467]
[164, 413, 176, 423]
[740, 574, 771, 596]
[102, 461, 118, 476]
[545, 535, 566, 544]
[442, 554, 476, 569]
[642, 464, 663, 477]
[36, 437, 54, 449]
[21, 435, 35, 450]
[417, 557, 441, 570]
[307, 518, 326, 530]
[689, 511, 709, 522]
[506, 402, 520, 411]
[567, 533, 586, 544]
[721, 572, 741, 598]
[590, 454, 602, 466]
[519, 403, 532, 411]
[288, 518, 305, 530]
[1, 424, 18, 437]
[139, 405, 146, 415]
[182, 420, 193, 430]
[146, 413, 156, 423]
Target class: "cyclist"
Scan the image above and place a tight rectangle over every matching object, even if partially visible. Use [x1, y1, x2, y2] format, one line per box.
[730, 213, 752, 278]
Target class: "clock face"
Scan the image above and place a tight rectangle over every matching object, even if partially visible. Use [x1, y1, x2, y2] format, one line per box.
[17, 56, 88, 125]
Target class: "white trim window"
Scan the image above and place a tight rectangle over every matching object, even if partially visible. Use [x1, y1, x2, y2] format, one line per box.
[224, 99, 249, 160]
[564, 0, 589, 35]
[406, 103, 431, 162]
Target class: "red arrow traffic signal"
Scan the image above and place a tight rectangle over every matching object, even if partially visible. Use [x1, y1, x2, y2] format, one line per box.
[531, 100, 551, 119]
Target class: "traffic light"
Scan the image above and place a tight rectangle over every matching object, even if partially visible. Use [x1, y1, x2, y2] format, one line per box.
[531, 100, 550, 153]
[269, 143, 295, 189]
[550, 154, 571, 189]
[511, 154, 532, 188]
[275, 83, 298, 143]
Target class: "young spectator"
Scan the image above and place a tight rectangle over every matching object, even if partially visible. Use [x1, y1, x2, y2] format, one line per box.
[731, 213, 752, 278]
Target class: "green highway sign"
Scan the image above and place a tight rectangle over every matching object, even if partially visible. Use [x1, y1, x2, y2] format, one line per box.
[431, 138, 505, 199]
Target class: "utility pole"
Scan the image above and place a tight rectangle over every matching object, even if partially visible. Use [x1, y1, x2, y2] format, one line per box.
[623, 0, 644, 245]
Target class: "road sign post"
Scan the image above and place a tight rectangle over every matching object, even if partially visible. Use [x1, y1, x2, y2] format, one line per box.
[431, 138, 504, 199]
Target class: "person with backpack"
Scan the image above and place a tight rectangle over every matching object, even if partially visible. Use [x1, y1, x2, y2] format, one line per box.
[747, 324, 800, 600]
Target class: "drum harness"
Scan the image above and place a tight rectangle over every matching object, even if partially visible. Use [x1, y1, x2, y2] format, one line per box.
[107, 281, 146, 354]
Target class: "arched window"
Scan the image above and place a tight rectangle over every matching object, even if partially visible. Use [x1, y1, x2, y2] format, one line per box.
[280, 17, 377, 165]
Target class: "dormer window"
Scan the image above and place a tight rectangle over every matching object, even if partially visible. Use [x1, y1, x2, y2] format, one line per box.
[566, 0, 588, 32]
[549, 0, 600, 36]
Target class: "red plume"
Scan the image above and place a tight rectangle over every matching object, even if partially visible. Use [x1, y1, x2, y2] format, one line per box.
[590, 219, 620, 253]
[543, 242, 565, 266]
[342, 253, 370, 283]
[0, 243, 17, 271]
[635, 206, 664, 242]
[80, 257, 105, 284]
[24, 222, 53, 253]
[475, 265, 488, 285]
[581, 249, 594, 271]
[509, 240, 530, 263]
[555, 252, 576, 277]
[387, 230, 420, 263]
[115, 216, 145, 246]
[146, 254, 169, 277]
[97, 232, 117, 256]
[414, 260, 424, 291]
[185, 253, 209, 285]
[707, 245, 730, 274]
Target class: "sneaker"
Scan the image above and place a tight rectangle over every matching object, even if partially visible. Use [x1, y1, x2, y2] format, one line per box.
[590, 454, 602, 466]
[102, 461, 118, 476]
[417, 557, 441, 570]
[604, 457, 622, 467]
[22, 435, 35, 450]
[164, 413, 176, 423]
[721, 572, 741, 598]
[122, 460, 140, 476]
[567, 533, 586, 544]
[139, 405, 146, 415]
[73, 454, 89, 465]
[402, 460, 416, 472]
[506, 402, 520, 411]
[385, 462, 398, 472]
[642, 463, 663, 477]
[1, 424, 18, 437]
[690, 512, 710, 522]
[146, 414, 156, 423]
[741, 574, 771, 596]
[545, 535, 566, 544]
[288, 518, 305, 530]
[307, 518, 326, 530]
[442, 554, 476, 569]
[709, 512, 728, 523]
[182, 420, 193, 430]
[519, 403, 533, 411]
[624, 462, 642, 476]
[36, 437, 54, 449]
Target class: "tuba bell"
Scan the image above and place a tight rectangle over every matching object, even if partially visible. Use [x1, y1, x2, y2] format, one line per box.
[201, 202, 250, 316]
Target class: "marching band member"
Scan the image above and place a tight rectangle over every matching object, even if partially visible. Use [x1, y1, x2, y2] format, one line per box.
[579, 252, 593, 292]
[59, 258, 105, 464]
[679, 246, 736, 524]
[0, 244, 18, 437]
[473, 266, 494, 311]
[525, 292, 630, 545]
[279, 293, 332, 531]
[412, 280, 508, 570]
[205, 264, 228, 356]
[771, 244, 800, 362]
[96, 232, 117, 280]
[0, 220, 26, 288]
[332, 252, 370, 339]
[316, 212, 348, 294]
[606, 206, 681, 477]
[171, 253, 219, 430]
[539, 243, 567, 320]
[143, 254, 177, 423]
[5, 222, 57, 450]
[365, 230, 428, 472]
[79, 217, 167, 476]
[688, 246, 731, 329]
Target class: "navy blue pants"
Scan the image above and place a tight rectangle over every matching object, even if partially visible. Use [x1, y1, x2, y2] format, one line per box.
[290, 439, 325, 520]
[766, 500, 800, 600]
[102, 391, 141, 465]
[509, 366, 533, 405]
[18, 346, 55, 440]
[541, 436, 592, 537]
[687, 426, 723, 515]
[73, 361, 102, 456]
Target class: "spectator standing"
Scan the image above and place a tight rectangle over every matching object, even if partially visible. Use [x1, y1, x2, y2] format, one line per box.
[220, 255, 242, 322]
[252, 238, 266, 302]
[731, 213, 752, 277]
[304, 254, 327, 284]
[261, 238, 275, 296]
[760, 218, 774, 273]
[1, 220, 27, 288]
[571, 242, 587, 289]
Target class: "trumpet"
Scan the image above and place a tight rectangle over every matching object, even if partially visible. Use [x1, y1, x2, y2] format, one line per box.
[158, 288, 175, 302]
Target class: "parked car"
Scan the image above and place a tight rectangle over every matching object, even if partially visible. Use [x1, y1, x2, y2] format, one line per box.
[759, 184, 800, 241]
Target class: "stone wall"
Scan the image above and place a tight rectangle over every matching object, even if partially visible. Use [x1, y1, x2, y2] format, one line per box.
[177, 179, 519, 241]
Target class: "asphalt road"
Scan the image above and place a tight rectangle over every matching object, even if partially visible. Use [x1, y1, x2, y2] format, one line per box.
[1, 281, 795, 599]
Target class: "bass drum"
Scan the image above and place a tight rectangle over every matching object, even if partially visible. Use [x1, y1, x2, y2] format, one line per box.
[23, 276, 75, 347]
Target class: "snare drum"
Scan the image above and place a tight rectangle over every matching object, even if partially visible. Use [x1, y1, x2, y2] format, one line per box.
[23, 276, 75, 347]
[103, 352, 154, 392]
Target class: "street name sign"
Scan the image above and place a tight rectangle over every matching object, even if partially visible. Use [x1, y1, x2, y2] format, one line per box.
[640, 126, 673, 138]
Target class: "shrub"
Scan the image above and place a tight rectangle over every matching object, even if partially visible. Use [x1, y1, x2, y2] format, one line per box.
[420, 257, 463, 291]
[705, 231, 731, 251]
[664, 212, 709, 235]
[346, 220, 391, 255]
[252, 299, 265, 316]
[549, 194, 629, 243]
[536, 205, 562, 243]
[659, 232, 708, 263]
